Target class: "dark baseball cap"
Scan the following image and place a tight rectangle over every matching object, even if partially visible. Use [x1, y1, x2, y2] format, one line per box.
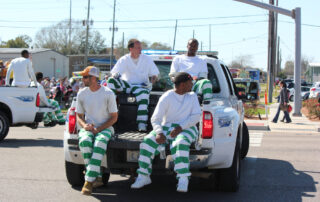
[173, 72, 193, 85]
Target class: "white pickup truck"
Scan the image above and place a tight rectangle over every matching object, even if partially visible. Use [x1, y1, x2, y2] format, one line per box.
[64, 54, 249, 192]
[0, 86, 52, 141]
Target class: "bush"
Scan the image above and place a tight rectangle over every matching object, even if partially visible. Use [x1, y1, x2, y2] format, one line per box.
[303, 98, 320, 120]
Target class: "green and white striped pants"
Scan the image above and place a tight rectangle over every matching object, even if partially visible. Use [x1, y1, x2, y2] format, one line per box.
[192, 79, 213, 101]
[78, 128, 112, 182]
[43, 99, 65, 124]
[137, 123, 198, 178]
[107, 77, 150, 125]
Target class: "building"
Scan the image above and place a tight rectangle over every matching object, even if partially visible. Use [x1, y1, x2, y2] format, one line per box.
[305, 63, 320, 83]
[0, 48, 69, 78]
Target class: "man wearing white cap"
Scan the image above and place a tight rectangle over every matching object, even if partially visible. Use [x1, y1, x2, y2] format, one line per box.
[76, 66, 118, 195]
[107, 39, 159, 132]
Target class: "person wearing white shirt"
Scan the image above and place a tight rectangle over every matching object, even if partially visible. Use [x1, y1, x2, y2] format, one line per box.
[131, 72, 201, 193]
[34, 72, 65, 127]
[170, 39, 213, 101]
[107, 39, 159, 132]
[5, 50, 37, 87]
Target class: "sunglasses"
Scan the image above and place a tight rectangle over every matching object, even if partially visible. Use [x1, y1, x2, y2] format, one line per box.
[83, 75, 92, 79]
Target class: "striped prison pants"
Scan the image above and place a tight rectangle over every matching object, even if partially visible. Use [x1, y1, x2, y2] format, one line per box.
[137, 123, 198, 178]
[43, 99, 65, 124]
[192, 79, 213, 101]
[107, 77, 150, 126]
[78, 128, 113, 182]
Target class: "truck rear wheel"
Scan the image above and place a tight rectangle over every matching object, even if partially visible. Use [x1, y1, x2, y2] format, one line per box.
[218, 135, 241, 192]
[241, 122, 249, 159]
[0, 111, 10, 142]
[65, 161, 85, 186]
[102, 172, 110, 186]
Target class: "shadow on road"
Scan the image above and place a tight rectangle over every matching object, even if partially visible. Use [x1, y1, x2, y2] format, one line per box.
[72, 157, 318, 202]
[0, 138, 63, 148]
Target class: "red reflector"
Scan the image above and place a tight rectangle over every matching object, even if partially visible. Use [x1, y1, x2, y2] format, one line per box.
[36, 93, 40, 107]
[164, 56, 173, 59]
[202, 111, 213, 139]
[68, 107, 77, 134]
[311, 88, 316, 91]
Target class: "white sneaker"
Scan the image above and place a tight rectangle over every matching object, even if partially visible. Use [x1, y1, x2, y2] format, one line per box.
[131, 174, 151, 189]
[138, 123, 147, 132]
[177, 177, 189, 192]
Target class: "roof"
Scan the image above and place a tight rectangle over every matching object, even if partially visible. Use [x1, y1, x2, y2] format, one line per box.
[0, 48, 66, 57]
[309, 63, 320, 67]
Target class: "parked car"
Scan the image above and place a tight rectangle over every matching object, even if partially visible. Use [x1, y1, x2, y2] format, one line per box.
[309, 82, 320, 99]
[234, 78, 260, 102]
[288, 86, 311, 101]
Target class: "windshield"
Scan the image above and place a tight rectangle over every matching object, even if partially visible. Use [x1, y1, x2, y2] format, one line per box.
[152, 60, 221, 93]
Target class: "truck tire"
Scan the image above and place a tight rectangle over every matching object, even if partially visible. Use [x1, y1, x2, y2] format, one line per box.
[65, 161, 85, 186]
[0, 111, 10, 142]
[218, 135, 241, 192]
[241, 122, 249, 159]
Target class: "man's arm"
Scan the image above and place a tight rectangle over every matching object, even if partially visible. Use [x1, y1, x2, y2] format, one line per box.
[92, 112, 118, 134]
[5, 64, 12, 85]
[76, 113, 94, 131]
[27, 61, 37, 84]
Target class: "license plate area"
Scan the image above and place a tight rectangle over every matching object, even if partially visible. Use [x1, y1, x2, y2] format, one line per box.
[126, 150, 139, 162]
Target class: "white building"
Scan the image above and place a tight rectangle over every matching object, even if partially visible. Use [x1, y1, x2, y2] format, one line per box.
[0, 48, 69, 78]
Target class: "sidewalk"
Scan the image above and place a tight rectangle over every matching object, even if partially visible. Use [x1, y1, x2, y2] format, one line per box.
[246, 103, 320, 134]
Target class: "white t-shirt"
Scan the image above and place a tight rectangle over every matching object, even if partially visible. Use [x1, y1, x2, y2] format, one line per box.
[111, 54, 159, 84]
[76, 86, 118, 128]
[5, 57, 37, 87]
[151, 90, 201, 135]
[37, 82, 50, 106]
[170, 55, 207, 78]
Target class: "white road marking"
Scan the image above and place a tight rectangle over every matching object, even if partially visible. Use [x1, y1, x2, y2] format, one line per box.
[250, 132, 263, 147]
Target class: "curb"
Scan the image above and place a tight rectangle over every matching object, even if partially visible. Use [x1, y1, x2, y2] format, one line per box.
[247, 125, 270, 131]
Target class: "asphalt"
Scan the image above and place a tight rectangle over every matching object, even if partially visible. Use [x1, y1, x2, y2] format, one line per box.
[245, 103, 320, 134]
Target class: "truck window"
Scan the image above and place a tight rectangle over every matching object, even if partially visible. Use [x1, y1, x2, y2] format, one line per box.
[220, 64, 234, 95]
[207, 64, 221, 93]
[153, 61, 174, 91]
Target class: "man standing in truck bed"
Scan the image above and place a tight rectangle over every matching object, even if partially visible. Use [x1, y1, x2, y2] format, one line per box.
[170, 38, 213, 101]
[76, 66, 118, 195]
[107, 39, 159, 132]
[131, 72, 201, 192]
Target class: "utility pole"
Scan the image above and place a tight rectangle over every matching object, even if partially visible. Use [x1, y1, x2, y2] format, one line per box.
[69, 0, 72, 55]
[172, 20, 178, 50]
[193, 30, 195, 38]
[209, 24, 212, 51]
[201, 41, 203, 51]
[122, 32, 125, 56]
[84, 0, 91, 68]
[110, 0, 116, 69]
[233, 0, 302, 116]
[267, 0, 275, 103]
[276, 36, 280, 77]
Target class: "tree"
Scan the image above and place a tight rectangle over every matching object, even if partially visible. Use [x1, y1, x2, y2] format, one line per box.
[149, 42, 171, 50]
[283, 60, 294, 75]
[283, 56, 312, 78]
[0, 35, 32, 48]
[228, 55, 253, 69]
[277, 71, 286, 80]
[34, 20, 106, 55]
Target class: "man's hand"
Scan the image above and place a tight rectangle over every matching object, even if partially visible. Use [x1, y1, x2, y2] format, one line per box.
[83, 123, 94, 131]
[170, 126, 182, 138]
[92, 127, 100, 135]
[156, 133, 166, 144]
[151, 76, 158, 84]
[284, 102, 287, 106]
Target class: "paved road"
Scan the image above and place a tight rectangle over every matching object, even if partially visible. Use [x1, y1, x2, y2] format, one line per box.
[0, 126, 319, 202]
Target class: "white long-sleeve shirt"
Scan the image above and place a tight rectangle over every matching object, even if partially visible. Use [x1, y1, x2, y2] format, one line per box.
[37, 82, 51, 106]
[111, 54, 159, 84]
[151, 89, 201, 135]
[170, 55, 208, 78]
[5, 57, 37, 87]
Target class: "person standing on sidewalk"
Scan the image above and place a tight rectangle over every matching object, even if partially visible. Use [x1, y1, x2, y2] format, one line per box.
[272, 81, 292, 123]
[76, 66, 118, 195]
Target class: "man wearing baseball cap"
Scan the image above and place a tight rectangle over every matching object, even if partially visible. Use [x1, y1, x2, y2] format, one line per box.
[131, 72, 201, 192]
[76, 66, 118, 195]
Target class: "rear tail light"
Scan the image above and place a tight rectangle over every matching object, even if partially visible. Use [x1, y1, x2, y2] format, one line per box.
[311, 88, 316, 91]
[68, 107, 77, 134]
[36, 93, 40, 107]
[202, 111, 213, 139]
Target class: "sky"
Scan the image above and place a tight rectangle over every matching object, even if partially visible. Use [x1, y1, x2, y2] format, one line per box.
[0, 0, 319, 70]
